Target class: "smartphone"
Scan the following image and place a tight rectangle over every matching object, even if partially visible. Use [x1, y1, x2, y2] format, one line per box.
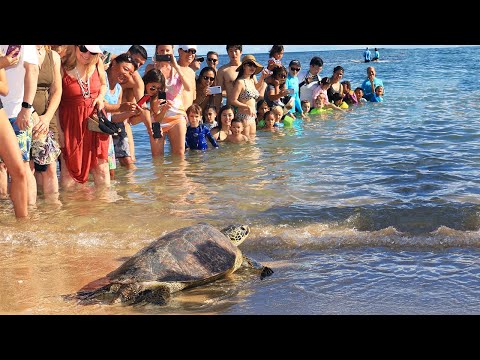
[152, 122, 163, 139]
[155, 54, 171, 62]
[208, 86, 222, 95]
[6, 45, 21, 57]
[137, 94, 150, 107]
[287, 88, 295, 95]
[102, 51, 112, 64]
[158, 91, 167, 100]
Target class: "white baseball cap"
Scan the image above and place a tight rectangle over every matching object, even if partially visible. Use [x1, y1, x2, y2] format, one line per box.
[178, 45, 197, 52]
[84, 45, 102, 54]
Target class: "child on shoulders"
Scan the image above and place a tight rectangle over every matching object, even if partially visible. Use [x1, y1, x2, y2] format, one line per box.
[267, 45, 284, 72]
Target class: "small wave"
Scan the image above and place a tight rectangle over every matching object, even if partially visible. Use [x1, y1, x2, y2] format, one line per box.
[241, 223, 480, 254]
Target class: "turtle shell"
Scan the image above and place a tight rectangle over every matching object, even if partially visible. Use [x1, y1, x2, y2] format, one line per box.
[104, 223, 242, 285]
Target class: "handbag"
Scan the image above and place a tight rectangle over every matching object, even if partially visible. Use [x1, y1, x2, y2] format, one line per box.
[87, 109, 120, 136]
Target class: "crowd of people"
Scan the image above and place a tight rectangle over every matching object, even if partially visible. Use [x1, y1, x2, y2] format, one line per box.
[0, 44, 385, 219]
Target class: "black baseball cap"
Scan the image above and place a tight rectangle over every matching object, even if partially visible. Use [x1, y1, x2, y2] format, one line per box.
[289, 60, 301, 67]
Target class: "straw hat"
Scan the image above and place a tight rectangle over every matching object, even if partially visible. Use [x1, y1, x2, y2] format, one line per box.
[236, 55, 264, 75]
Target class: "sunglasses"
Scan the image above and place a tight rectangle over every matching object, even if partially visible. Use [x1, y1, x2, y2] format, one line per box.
[245, 62, 257, 67]
[203, 76, 215, 81]
[182, 48, 196, 54]
[207, 58, 218, 63]
[291, 68, 300, 72]
[277, 74, 287, 79]
[77, 45, 98, 55]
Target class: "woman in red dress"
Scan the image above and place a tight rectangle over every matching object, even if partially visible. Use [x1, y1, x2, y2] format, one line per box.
[58, 45, 109, 188]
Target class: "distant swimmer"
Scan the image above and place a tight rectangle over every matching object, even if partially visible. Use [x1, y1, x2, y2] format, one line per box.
[364, 47, 371, 63]
[372, 48, 380, 62]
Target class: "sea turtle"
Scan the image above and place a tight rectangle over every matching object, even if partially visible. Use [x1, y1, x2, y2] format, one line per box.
[72, 223, 273, 305]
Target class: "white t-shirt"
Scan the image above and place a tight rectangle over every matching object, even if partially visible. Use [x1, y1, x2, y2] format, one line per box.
[298, 70, 321, 103]
[0, 45, 39, 118]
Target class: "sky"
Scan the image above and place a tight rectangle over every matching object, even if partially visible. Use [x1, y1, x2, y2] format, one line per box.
[102, 45, 467, 57]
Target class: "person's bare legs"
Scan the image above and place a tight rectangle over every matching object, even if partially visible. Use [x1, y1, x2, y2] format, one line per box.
[125, 122, 136, 162]
[37, 162, 60, 203]
[150, 135, 165, 157]
[92, 159, 110, 187]
[167, 122, 186, 157]
[0, 163, 8, 199]
[118, 157, 136, 170]
[24, 162, 36, 206]
[0, 112, 28, 217]
[59, 155, 77, 189]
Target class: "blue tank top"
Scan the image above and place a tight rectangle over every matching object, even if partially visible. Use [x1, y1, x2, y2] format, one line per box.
[104, 83, 124, 137]
[105, 83, 122, 106]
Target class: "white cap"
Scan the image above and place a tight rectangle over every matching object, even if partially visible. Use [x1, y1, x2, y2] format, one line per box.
[178, 45, 197, 52]
[84, 45, 102, 54]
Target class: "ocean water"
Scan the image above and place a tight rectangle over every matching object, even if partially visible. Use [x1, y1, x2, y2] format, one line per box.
[1, 46, 480, 315]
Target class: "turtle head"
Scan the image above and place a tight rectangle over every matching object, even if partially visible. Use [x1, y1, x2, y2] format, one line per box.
[221, 225, 250, 246]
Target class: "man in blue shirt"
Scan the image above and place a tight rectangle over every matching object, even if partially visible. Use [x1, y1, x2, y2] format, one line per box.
[361, 66, 384, 100]
[364, 47, 371, 63]
[285, 60, 306, 118]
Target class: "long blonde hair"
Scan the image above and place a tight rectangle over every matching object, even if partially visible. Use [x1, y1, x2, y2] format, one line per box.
[63, 45, 98, 71]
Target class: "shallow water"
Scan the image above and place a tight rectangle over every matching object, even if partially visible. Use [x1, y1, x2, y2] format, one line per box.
[1, 46, 480, 314]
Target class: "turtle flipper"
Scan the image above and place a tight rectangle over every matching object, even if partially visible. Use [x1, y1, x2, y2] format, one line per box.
[260, 266, 274, 279]
[242, 255, 274, 279]
[133, 286, 171, 306]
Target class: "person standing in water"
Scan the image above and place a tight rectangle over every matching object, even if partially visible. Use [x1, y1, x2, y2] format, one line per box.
[364, 47, 371, 63]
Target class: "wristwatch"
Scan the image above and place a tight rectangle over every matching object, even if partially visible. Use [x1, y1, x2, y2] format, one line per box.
[21, 101, 32, 109]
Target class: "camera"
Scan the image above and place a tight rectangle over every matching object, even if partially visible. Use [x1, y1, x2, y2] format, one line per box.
[155, 54, 171, 62]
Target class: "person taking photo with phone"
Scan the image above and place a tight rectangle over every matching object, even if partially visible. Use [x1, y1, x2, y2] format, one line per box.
[0, 47, 28, 218]
[145, 45, 192, 157]
[194, 66, 221, 114]
[0, 45, 39, 209]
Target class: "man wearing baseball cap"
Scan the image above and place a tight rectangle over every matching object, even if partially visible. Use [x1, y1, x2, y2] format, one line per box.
[178, 45, 197, 53]
[177, 45, 197, 109]
[189, 55, 204, 74]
